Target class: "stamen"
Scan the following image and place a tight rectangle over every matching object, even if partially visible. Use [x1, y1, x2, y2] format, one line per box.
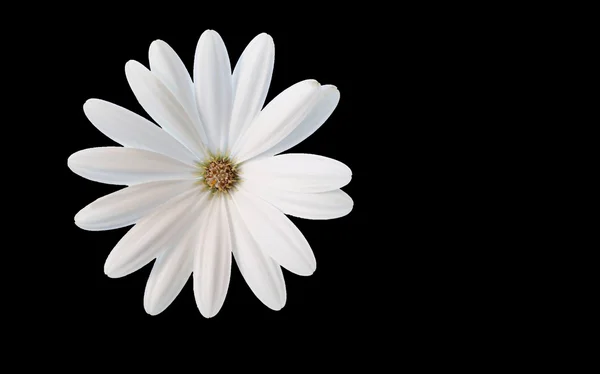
[198, 156, 239, 193]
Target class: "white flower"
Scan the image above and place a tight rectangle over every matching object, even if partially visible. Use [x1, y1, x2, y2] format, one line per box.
[68, 30, 353, 318]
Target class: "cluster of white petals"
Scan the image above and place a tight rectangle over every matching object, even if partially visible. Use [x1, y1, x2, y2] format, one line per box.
[68, 30, 352, 317]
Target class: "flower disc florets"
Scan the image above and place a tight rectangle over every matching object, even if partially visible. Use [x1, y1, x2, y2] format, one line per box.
[198, 155, 239, 193]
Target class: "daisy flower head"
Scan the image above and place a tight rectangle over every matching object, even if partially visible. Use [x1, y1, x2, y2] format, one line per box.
[68, 30, 353, 318]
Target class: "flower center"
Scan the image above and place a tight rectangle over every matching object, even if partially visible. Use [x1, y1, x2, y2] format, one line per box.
[199, 156, 239, 193]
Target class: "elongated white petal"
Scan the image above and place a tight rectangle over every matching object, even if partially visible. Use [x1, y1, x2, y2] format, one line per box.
[228, 33, 274, 148]
[75, 180, 196, 231]
[68, 147, 197, 185]
[144, 213, 198, 315]
[104, 189, 208, 278]
[243, 181, 353, 220]
[193, 197, 232, 318]
[148, 40, 208, 143]
[232, 80, 321, 163]
[193, 30, 233, 153]
[83, 99, 196, 165]
[232, 188, 316, 276]
[225, 198, 286, 310]
[241, 153, 352, 193]
[126, 60, 207, 158]
[259, 85, 339, 158]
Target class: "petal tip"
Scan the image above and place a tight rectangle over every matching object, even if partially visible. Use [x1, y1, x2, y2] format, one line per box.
[201, 29, 219, 40]
[267, 300, 285, 311]
[124, 59, 142, 74]
[104, 270, 117, 278]
[306, 79, 320, 87]
[257, 32, 273, 42]
[73, 213, 85, 228]
[199, 309, 217, 319]
[297, 265, 316, 277]
[73, 211, 98, 231]
[149, 39, 167, 56]
[66, 152, 79, 171]
[198, 300, 224, 319]
[104, 260, 120, 278]
[83, 98, 97, 109]
[144, 302, 162, 316]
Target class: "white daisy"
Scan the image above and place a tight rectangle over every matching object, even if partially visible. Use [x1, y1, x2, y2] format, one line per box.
[68, 30, 353, 318]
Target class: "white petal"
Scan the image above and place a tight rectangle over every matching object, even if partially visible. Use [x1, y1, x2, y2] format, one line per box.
[143, 217, 197, 316]
[231, 80, 321, 163]
[243, 181, 353, 220]
[75, 180, 196, 231]
[228, 33, 274, 148]
[148, 40, 208, 143]
[83, 99, 196, 165]
[193, 30, 233, 153]
[225, 198, 286, 310]
[193, 197, 232, 318]
[125, 60, 207, 158]
[241, 153, 352, 193]
[104, 188, 208, 278]
[259, 85, 339, 158]
[68, 147, 197, 185]
[232, 188, 316, 276]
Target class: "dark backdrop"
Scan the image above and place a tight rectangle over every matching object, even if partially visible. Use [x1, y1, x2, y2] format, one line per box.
[31, 10, 487, 358]
[11, 3, 537, 368]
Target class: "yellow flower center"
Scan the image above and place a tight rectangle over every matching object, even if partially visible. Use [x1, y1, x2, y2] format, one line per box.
[198, 156, 239, 193]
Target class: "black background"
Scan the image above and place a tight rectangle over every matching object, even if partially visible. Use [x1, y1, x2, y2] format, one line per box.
[14, 4, 563, 367]
[34, 12, 479, 356]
